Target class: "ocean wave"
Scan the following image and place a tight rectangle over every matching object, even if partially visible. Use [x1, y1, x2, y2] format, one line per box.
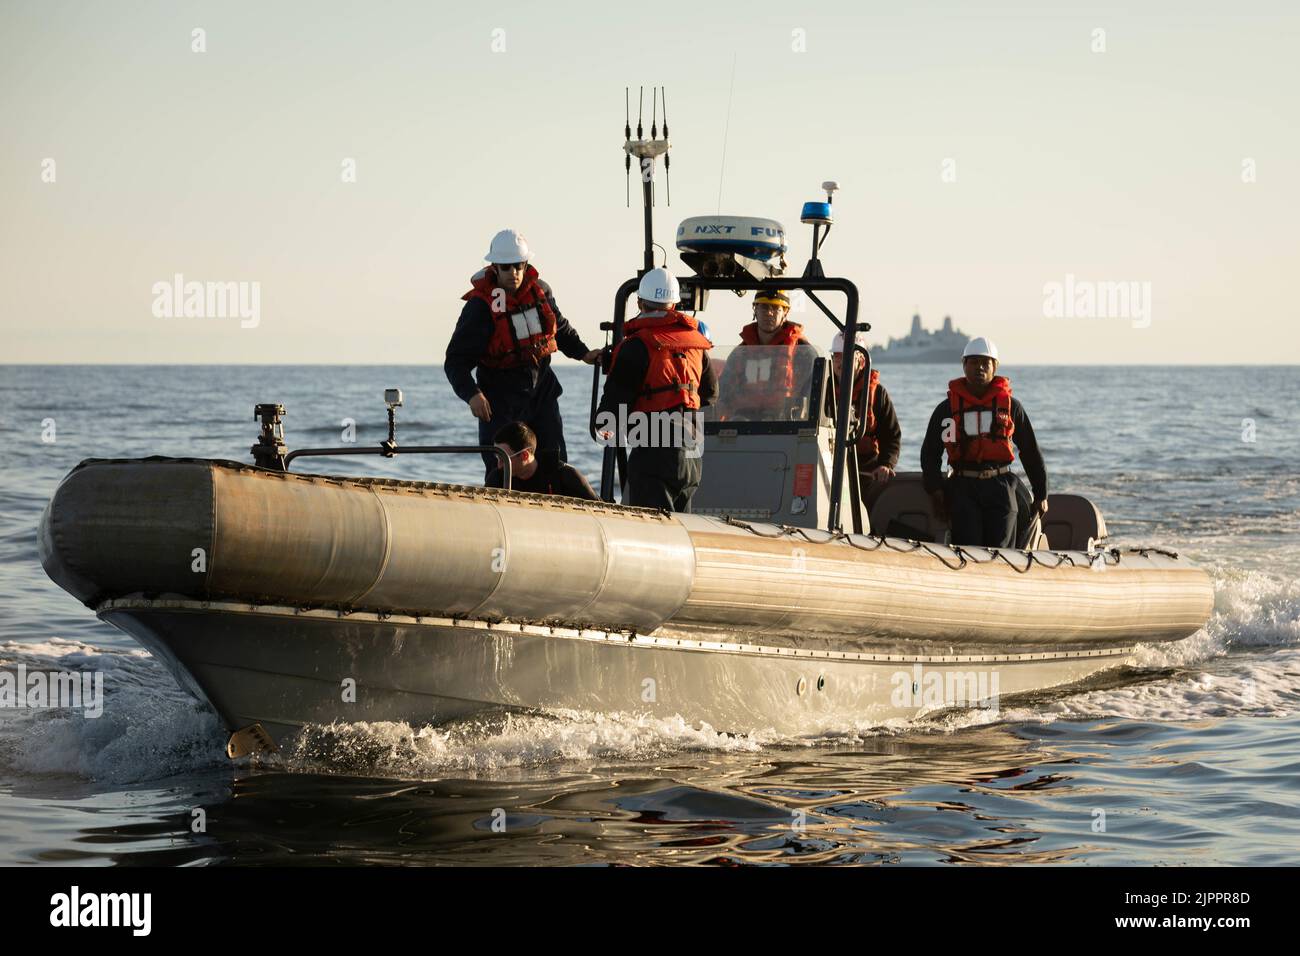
[273, 707, 1065, 780]
[1023, 654, 1299, 723]
[277, 711, 785, 778]
[0, 639, 226, 784]
[1131, 566, 1300, 673]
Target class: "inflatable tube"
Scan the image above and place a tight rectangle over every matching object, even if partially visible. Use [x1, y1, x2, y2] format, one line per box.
[41, 458, 1213, 649]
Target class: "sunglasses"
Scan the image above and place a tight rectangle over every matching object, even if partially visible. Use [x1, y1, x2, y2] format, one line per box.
[497, 262, 527, 272]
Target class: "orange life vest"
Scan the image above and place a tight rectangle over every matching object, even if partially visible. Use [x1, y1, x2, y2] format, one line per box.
[739, 320, 806, 349]
[945, 375, 1015, 466]
[613, 309, 713, 413]
[727, 321, 807, 415]
[463, 265, 558, 369]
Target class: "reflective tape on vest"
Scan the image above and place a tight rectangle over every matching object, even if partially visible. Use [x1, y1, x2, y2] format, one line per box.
[963, 409, 996, 435]
[510, 307, 544, 340]
[744, 357, 774, 383]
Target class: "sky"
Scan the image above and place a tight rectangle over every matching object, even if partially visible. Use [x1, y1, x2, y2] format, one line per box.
[1, 0, 1297, 364]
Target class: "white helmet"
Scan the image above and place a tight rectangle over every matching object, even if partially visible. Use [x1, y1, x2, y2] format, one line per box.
[830, 330, 863, 354]
[962, 336, 999, 362]
[486, 228, 530, 264]
[638, 268, 680, 305]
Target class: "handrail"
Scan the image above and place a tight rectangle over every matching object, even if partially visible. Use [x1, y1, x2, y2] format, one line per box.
[588, 346, 606, 443]
[599, 278, 641, 500]
[284, 444, 513, 490]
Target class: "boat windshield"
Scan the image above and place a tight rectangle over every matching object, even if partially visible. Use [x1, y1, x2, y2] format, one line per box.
[713, 342, 821, 423]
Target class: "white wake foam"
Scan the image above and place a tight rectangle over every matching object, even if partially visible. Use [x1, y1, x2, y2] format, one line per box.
[1049, 566, 1300, 722]
[279, 710, 787, 778]
[1131, 566, 1300, 672]
[0, 638, 226, 784]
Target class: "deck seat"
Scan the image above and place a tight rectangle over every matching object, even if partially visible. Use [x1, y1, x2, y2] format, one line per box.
[867, 472, 946, 542]
[1042, 494, 1107, 551]
[868, 476, 1102, 551]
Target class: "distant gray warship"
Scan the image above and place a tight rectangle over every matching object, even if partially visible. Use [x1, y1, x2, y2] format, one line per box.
[872, 314, 970, 363]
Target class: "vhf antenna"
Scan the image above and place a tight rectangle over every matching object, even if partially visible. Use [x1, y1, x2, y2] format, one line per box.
[624, 88, 632, 207]
[623, 86, 672, 271]
[651, 87, 658, 206]
[661, 87, 670, 205]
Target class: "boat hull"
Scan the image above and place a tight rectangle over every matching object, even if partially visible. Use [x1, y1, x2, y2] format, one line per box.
[36, 457, 1215, 745]
[104, 597, 1137, 744]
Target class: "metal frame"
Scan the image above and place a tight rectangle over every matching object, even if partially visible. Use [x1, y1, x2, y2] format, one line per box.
[251, 398, 515, 488]
[283, 445, 513, 490]
[592, 274, 868, 532]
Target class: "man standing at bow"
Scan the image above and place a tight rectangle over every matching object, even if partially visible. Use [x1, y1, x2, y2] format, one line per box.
[445, 228, 601, 478]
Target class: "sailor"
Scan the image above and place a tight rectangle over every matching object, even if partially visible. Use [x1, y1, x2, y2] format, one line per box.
[445, 228, 602, 478]
[596, 268, 717, 512]
[742, 290, 806, 346]
[920, 337, 1048, 547]
[717, 290, 816, 421]
[486, 421, 599, 500]
[829, 330, 901, 495]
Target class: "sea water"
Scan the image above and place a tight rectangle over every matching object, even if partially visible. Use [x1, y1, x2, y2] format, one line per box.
[1, 363, 1297, 865]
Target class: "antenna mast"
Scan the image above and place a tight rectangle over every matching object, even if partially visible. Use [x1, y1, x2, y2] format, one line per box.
[624, 89, 632, 207]
[622, 85, 672, 272]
